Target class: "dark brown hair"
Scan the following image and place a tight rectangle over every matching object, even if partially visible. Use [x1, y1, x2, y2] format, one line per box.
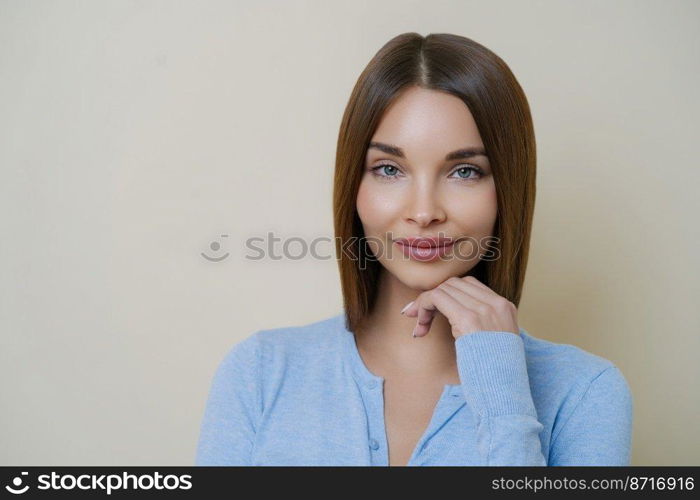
[333, 32, 536, 334]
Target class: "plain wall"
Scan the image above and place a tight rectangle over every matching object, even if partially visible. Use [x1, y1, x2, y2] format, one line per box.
[1, 0, 698, 465]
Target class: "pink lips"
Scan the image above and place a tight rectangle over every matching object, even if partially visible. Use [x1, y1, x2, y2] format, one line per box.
[393, 236, 457, 262]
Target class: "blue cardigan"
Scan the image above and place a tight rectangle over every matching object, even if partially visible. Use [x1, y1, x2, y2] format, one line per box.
[195, 312, 633, 466]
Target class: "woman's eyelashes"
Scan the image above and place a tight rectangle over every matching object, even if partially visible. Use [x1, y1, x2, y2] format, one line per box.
[369, 162, 484, 183]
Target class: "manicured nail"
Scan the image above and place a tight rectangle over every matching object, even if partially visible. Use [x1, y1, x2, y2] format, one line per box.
[400, 301, 414, 315]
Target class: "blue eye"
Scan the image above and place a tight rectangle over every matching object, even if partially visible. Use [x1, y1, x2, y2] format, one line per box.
[371, 164, 400, 178]
[450, 165, 484, 181]
[370, 163, 484, 182]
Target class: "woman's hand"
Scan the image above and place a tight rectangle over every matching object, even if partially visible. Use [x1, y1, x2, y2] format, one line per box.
[400, 276, 519, 339]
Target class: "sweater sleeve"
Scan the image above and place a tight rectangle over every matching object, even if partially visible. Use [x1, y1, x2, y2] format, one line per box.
[548, 365, 633, 465]
[195, 333, 262, 466]
[455, 331, 547, 466]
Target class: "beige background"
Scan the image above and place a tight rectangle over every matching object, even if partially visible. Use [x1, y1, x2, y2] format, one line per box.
[1, 0, 698, 466]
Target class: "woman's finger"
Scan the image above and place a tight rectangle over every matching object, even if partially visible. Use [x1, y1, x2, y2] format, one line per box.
[434, 282, 493, 336]
[450, 276, 517, 320]
[460, 275, 492, 292]
[412, 286, 471, 338]
[445, 276, 499, 306]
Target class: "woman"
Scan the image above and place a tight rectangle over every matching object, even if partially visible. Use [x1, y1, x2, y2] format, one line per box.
[195, 32, 633, 466]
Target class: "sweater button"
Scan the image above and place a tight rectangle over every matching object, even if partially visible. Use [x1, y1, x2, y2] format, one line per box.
[369, 438, 379, 450]
[367, 380, 378, 389]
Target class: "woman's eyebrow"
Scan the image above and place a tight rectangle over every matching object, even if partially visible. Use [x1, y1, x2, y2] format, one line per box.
[368, 141, 488, 160]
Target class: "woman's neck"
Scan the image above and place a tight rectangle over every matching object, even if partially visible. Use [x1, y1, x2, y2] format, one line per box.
[353, 271, 458, 382]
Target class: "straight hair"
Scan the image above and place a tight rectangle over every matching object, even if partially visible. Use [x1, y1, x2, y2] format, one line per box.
[333, 32, 536, 334]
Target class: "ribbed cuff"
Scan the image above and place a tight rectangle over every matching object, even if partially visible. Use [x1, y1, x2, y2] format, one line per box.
[455, 331, 538, 419]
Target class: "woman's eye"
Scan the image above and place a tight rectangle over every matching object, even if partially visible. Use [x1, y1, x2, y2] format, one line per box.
[370, 164, 401, 179]
[450, 165, 483, 181]
[370, 163, 484, 182]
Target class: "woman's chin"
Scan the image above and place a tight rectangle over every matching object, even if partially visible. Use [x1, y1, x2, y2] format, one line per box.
[389, 265, 472, 291]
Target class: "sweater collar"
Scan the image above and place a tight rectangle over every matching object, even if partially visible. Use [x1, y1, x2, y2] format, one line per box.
[333, 312, 384, 389]
[333, 311, 530, 392]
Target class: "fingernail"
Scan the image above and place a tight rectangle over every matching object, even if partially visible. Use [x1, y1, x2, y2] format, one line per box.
[412, 325, 417, 337]
[400, 301, 414, 315]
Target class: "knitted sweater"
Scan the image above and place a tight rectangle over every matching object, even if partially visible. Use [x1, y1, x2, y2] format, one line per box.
[195, 312, 633, 466]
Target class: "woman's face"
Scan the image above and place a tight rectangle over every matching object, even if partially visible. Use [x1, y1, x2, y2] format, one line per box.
[356, 86, 498, 291]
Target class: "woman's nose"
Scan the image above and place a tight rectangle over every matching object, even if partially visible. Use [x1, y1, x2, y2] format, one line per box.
[405, 184, 446, 226]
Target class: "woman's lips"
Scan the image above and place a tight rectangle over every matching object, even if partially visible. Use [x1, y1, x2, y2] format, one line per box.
[394, 240, 455, 262]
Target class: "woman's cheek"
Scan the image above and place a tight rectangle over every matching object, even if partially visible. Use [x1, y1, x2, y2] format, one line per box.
[357, 183, 395, 225]
[356, 182, 386, 237]
[452, 184, 498, 232]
